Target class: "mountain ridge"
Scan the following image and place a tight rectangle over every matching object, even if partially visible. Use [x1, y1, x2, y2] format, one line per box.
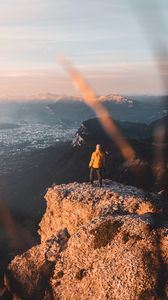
[0, 93, 132, 103]
[72, 116, 168, 147]
[0, 95, 167, 125]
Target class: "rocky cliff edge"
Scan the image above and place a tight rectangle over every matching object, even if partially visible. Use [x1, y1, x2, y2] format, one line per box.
[4, 180, 168, 300]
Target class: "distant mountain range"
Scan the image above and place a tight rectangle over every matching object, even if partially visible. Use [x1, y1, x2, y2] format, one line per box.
[0, 93, 167, 104]
[0, 93, 133, 103]
[0, 93, 132, 103]
[0, 94, 167, 125]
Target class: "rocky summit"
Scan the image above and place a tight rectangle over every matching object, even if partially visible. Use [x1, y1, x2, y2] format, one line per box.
[4, 180, 168, 300]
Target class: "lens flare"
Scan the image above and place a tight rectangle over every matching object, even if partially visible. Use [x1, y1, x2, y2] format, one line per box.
[153, 125, 166, 182]
[60, 57, 136, 161]
[130, 0, 168, 185]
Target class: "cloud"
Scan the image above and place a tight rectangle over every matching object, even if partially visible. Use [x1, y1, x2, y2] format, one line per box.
[0, 0, 128, 27]
[0, 59, 165, 97]
[0, 70, 54, 78]
[0, 26, 126, 43]
[0, 0, 167, 95]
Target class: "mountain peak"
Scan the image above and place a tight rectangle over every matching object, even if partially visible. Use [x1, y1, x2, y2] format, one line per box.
[0, 93, 133, 104]
[98, 94, 133, 104]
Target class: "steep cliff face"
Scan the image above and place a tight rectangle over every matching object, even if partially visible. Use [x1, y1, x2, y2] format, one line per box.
[5, 180, 168, 300]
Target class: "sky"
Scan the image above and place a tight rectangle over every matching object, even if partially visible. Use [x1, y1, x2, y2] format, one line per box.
[0, 0, 168, 97]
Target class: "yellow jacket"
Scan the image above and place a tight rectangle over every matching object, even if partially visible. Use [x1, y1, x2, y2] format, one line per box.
[89, 150, 105, 169]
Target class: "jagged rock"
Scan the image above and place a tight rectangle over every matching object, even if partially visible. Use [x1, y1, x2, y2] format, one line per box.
[5, 181, 168, 300]
[39, 180, 163, 242]
[5, 229, 70, 300]
[49, 215, 168, 300]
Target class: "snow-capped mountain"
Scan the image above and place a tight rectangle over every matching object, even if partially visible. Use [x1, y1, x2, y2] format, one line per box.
[0, 94, 167, 126]
[98, 94, 133, 105]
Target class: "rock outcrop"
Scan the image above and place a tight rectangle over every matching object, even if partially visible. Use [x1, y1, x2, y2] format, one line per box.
[72, 118, 149, 147]
[5, 180, 168, 300]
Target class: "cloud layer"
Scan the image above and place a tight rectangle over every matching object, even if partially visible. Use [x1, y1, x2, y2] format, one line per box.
[0, 0, 167, 96]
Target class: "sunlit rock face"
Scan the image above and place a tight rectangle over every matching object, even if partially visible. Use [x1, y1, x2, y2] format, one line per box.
[5, 180, 168, 300]
[39, 181, 162, 241]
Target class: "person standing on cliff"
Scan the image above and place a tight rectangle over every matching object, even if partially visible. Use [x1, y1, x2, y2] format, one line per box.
[89, 144, 105, 187]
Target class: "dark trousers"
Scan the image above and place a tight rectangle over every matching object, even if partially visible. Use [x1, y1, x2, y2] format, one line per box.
[90, 168, 102, 186]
